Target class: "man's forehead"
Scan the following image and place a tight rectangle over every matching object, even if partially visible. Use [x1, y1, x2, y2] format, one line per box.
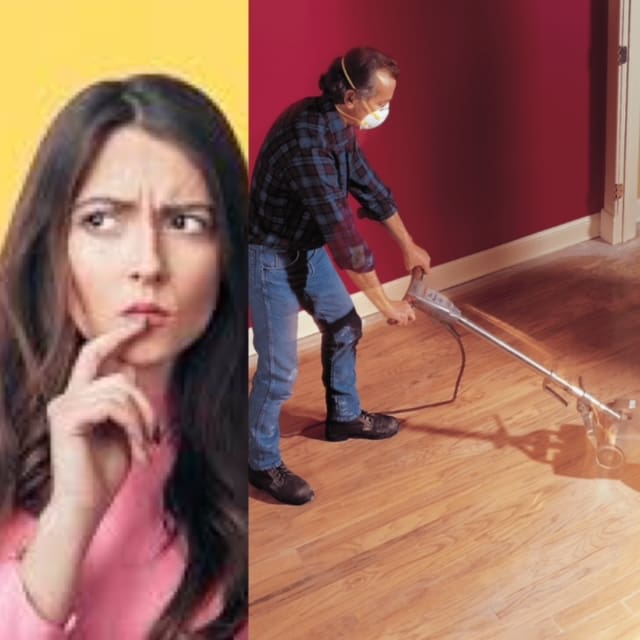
[371, 70, 396, 99]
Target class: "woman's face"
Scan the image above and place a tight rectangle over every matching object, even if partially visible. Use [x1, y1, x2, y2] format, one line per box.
[67, 125, 221, 371]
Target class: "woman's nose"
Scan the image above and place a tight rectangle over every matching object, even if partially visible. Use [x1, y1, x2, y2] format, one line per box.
[128, 221, 167, 284]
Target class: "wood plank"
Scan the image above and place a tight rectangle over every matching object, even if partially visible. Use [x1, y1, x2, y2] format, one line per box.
[250, 231, 640, 638]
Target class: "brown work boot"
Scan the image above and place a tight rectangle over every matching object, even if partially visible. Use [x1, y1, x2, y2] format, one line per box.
[249, 463, 315, 505]
[325, 410, 400, 442]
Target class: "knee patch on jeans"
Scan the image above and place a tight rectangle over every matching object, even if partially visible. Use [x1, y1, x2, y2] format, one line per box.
[321, 307, 362, 346]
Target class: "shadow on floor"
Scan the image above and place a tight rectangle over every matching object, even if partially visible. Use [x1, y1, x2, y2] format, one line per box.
[404, 416, 640, 492]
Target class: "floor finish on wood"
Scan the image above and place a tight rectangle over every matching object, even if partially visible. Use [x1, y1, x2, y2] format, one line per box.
[249, 233, 640, 639]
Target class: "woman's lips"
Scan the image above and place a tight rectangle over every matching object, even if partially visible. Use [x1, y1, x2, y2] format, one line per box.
[122, 303, 171, 326]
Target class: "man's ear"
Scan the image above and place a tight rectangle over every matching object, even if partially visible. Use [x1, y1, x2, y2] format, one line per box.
[343, 89, 357, 107]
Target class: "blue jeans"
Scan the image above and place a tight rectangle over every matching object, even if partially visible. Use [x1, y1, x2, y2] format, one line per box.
[249, 244, 363, 470]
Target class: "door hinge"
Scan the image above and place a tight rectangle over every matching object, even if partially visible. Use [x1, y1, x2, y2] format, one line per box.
[614, 183, 625, 200]
[618, 45, 628, 65]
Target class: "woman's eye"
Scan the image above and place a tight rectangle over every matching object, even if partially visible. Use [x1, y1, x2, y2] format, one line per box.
[169, 214, 210, 234]
[80, 210, 118, 230]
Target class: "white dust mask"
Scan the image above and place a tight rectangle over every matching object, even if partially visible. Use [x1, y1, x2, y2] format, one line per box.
[359, 103, 390, 130]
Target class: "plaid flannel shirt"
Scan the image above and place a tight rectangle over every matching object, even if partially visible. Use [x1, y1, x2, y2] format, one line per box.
[249, 97, 398, 272]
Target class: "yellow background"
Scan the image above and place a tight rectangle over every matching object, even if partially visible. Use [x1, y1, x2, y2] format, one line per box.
[0, 1, 248, 234]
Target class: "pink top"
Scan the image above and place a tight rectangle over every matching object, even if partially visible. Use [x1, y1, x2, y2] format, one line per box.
[0, 441, 246, 639]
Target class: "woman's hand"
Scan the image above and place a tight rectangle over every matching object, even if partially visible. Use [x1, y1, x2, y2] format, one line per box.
[19, 319, 156, 625]
[46, 318, 156, 521]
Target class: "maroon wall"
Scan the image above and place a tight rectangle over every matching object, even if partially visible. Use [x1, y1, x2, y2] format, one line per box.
[250, 0, 608, 291]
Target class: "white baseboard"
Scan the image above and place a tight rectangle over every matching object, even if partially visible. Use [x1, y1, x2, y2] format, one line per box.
[248, 213, 601, 357]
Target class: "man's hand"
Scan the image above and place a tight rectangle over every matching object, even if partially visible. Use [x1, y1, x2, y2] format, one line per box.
[402, 241, 431, 274]
[385, 299, 416, 326]
[345, 268, 416, 326]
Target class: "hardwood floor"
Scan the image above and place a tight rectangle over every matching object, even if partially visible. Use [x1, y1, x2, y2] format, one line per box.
[249, 232, 640, 639]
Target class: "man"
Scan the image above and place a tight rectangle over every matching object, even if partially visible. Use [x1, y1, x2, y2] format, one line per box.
[249, 46, 431, 505]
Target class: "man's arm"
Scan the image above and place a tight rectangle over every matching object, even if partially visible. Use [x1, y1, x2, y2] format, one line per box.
[288, 149, 417, 325]
[348, 142, 431, 274]
[287, 147, 375, 272]
[381, 211, 432, 274]
[344, 268, 415, 326]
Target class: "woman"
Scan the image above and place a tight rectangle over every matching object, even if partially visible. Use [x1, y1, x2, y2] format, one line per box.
[0, 75, 247, 639]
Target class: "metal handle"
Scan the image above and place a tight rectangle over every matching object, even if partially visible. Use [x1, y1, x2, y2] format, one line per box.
[404, 268, 623, 422]
[405, 267, 428, 302]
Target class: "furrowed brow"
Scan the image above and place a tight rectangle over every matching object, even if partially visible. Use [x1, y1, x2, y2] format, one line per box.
[161, 202, 216, 218]
[71, 196, 136, 211]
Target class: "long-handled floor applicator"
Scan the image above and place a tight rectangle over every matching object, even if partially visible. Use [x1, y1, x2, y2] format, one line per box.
[404, 268, 639, 470]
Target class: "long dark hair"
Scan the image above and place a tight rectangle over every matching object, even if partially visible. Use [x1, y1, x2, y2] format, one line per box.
[0, 75, 247, 638]
[319, 46, 399, 103]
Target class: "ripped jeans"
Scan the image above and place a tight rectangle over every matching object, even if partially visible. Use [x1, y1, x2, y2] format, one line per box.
[249, 245, 363, 470]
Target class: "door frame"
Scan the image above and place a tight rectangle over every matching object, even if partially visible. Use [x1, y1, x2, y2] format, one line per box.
[600, 0, 639, 244]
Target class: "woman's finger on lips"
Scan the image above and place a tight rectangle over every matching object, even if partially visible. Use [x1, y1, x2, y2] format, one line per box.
[67, 319, 148, 391]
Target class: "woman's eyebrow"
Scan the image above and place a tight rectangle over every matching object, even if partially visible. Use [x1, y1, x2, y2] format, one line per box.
[71, 196, 135, 210]
[160, 202, 216, 217]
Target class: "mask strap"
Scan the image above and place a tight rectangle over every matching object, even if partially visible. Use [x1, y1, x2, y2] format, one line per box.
[341, 57, 357, 91]
[335, 104, 361, 124]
